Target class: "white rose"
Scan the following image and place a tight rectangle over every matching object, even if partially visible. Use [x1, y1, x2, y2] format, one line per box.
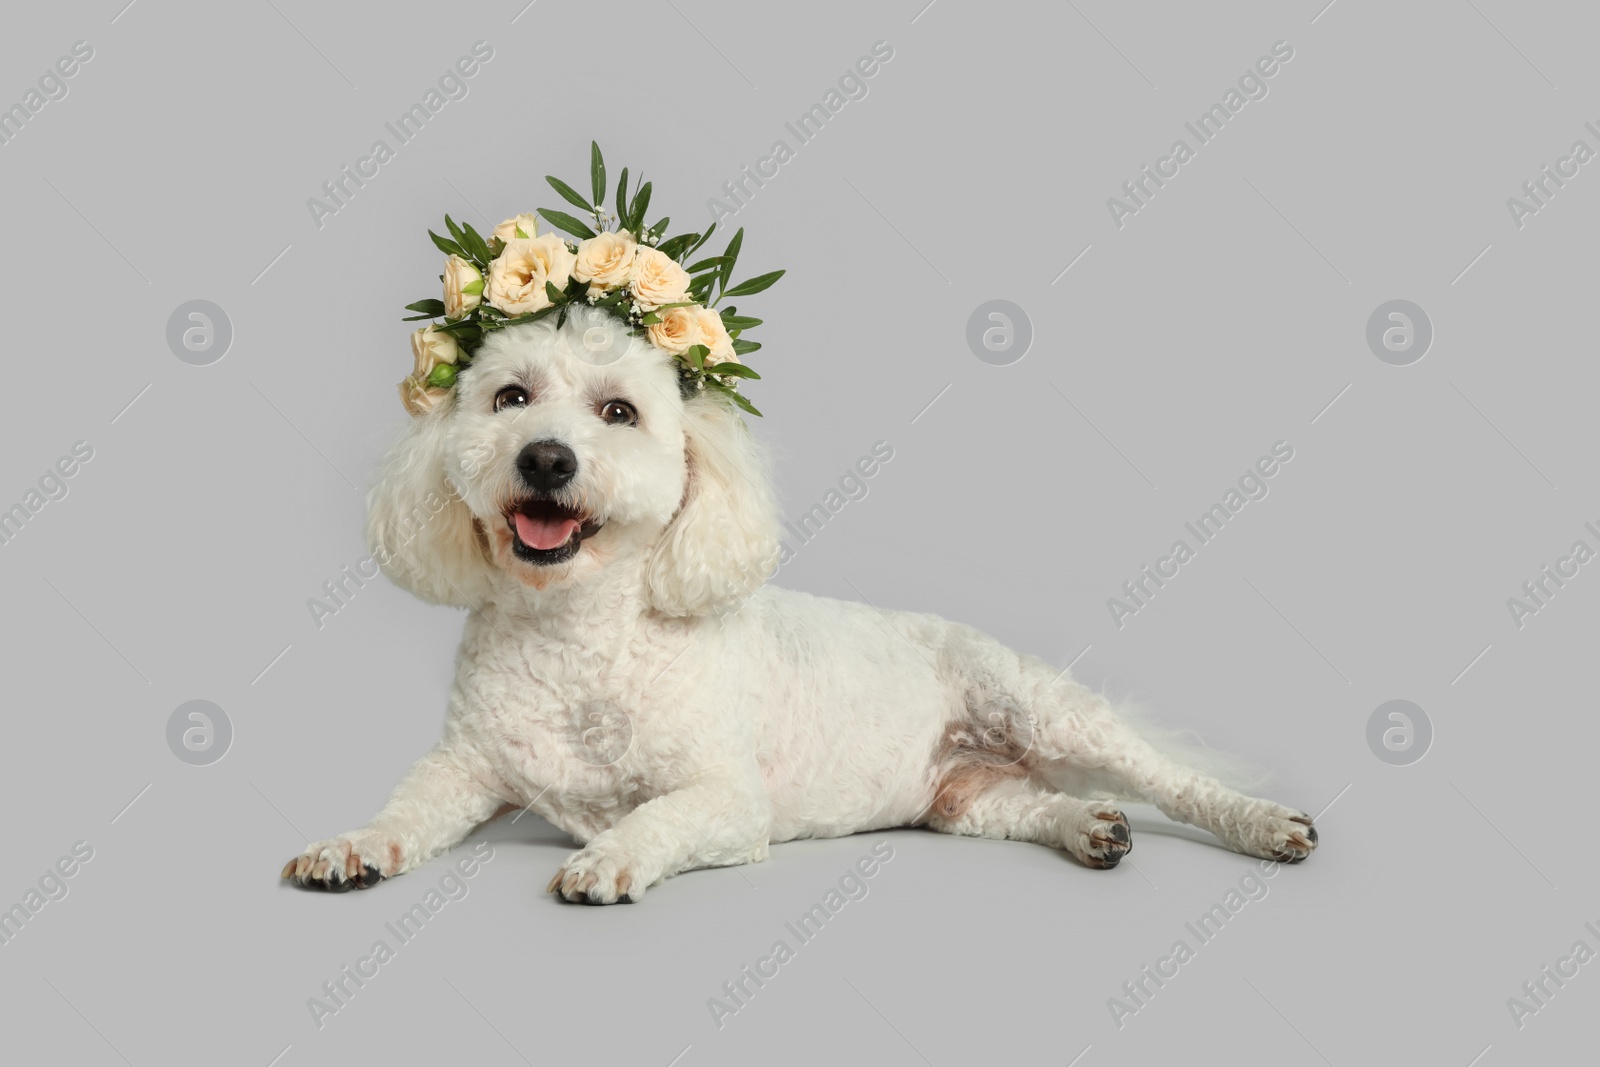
[692, 307, 737, 365]
[486, 234, 576, 316]
[442, 255, 483, 319]
[411, 325, 461, 382]
[646, 305, 701, 355]
[493, 213, 540, 243]
[573, 230, 637, 294]
[629, 246, 691, 310]
[399, 376, 449, 418]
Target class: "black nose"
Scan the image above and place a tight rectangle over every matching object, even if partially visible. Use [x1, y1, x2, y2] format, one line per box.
[517, 440, 577, 492]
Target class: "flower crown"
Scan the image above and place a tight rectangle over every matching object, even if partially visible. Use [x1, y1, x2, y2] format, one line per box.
[399, 142, 782, 419]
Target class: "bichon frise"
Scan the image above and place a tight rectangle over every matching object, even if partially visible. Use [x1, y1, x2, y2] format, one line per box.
[282, 306, 1316, 902]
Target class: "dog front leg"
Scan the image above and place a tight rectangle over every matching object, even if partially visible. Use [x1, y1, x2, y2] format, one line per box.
[548, 775, 770, 904]
[281, 741, 505, 891]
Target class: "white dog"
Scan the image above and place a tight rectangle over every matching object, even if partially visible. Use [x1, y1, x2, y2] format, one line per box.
[282, 307, 1316, 902]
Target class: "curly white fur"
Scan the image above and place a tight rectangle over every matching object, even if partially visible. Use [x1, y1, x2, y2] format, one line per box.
[282, 308, 1317, 902]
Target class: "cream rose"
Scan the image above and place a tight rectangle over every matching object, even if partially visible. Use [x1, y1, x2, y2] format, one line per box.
[646, 305, 701, 355]
[411, 325, 461, 383]
[629, 246, 691, 310]
[399, 376, 449, 418]
[493, 213, 540, 243]
[573, 230, 637, 294]
[486, 234, 576, 316]
[442, 255, 483, 319]
[691, 307, 737, 365]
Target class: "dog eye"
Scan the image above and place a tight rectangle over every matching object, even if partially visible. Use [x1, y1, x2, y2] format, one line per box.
[599, 399, 638, 427]
[494, 386, 529, 413]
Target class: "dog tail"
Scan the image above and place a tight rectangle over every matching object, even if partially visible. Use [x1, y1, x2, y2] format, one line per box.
[1108, 694, 1274, 795]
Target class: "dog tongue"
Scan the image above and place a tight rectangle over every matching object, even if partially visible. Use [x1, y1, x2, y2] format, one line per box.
[514, 511, 580, 551]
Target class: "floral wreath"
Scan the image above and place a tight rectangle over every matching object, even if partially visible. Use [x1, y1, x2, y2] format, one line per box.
[399, 142, 782, 419]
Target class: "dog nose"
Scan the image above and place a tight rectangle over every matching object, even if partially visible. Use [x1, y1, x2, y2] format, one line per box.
[517, 440, 577, 492]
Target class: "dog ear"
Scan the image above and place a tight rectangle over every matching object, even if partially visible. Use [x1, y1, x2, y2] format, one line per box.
[366, 403, 491, 608]
[646, 396, 779, 617]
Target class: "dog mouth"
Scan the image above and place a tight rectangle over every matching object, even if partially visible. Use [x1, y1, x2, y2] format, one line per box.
[506, 498, 603, 565]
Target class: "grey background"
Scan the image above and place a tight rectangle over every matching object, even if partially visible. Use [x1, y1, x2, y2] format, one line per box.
[1, 0, 1593, 1063]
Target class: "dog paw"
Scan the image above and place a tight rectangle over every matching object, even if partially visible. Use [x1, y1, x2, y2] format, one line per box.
[281, 833, 400, 892]
[547, 848, 643, 904]
[1071, 804, 1133, 870]
[1227, 804, 1318, 864]
[1270, 812, 1318, 864]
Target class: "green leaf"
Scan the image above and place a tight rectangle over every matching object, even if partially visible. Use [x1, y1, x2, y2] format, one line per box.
[405, 299, 447, 315]
[590, 141, 606, 207]
[720, 313, 763, 329]
[489, 306, 558, 331]
[711, 359, 760, 378]
[639, 301, 695, 326]
[730, 339, 762, 355]
[428, 230, 467, 258]
[648, 217, 669, 239]
[685, 256, 727, 274]
[460, 223, 492, 265]
[656, 234, 696, 260]
[629, 182, 652, 235]
[444, 214, 467, 247]
[721, 269, 785, 299]
[719, 228, 744, 294]
[685, 224, 717, 261]
[706, 379, 762, 417]
[684, 344, 709, 371]
[401, 313, 437, 321]
[546, 175, 594, 214]
[443, 324, 483, 349]
[545, 280, 569, 305]
[615, 167, 629, 223]
[537, 209, 597, 239]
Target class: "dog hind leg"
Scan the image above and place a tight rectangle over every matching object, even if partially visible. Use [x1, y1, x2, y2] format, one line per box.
[1024, 678, 1317, 863]
[924, 776, 1133, 869]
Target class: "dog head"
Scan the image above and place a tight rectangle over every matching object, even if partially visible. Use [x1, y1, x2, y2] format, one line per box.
[367, 306, 778, 616]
